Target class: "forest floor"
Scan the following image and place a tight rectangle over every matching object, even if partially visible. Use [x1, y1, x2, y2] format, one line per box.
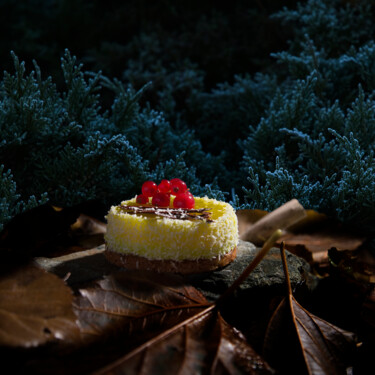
[0, 205, 374, 374]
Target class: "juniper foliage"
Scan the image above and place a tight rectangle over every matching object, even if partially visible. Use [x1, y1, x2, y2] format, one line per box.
[240, 0, 375, 234]
[0, 165, 47, 232]
[2, 0, 375, 238]
[0, 50, 221, 230]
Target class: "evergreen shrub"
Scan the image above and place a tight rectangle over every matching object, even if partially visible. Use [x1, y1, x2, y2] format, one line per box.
[0, 50, 223, 233]
[239, 0, 375, 236]
[1, 0, 375, 240]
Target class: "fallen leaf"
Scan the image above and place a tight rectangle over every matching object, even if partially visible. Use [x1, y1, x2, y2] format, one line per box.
[361, 287, 375, 343]
[0, 204, 80, 256]
[74, 270, 210, 344]
[329, 247, 375, 284]
[69, 214, 107, 250]
[70, 214, 107, 235]
[0, 265, 80, 347]
[236, 209, 268, 240]
[82, 238, 283, 374]
[236, 209, 324, 240]
[94, 306, 275, 375]
[25, 270, 275, 374]
[3, 270, 214, 375]
[34, 245, 111, 286]
[239, 200, 306, 245]
[263, 244, 359, 374]
[278, 231, 365, 265]
[237, 209, 366, 265]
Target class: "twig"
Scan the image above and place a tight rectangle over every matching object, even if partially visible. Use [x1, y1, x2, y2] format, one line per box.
[240, 199, 306, 245]
[216, 229, 284, 307]
[280, 241, 293, 296]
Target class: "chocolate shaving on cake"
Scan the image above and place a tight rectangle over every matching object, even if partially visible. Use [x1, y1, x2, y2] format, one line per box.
[118, 205, 214, 222]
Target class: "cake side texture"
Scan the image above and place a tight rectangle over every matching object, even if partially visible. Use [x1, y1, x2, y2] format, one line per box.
[105, 196, 238, 261]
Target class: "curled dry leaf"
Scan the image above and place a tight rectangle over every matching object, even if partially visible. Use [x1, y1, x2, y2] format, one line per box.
[263, 244, 359, 374]
[94, 306, 275, 375]
[238, 199, 306, 245]
[237, 208, 365, 265]
[69, 214, 107, 250]
[278, 231, 365, 265]
[264, 295, 359, 375]
[0, 265, 80, 347]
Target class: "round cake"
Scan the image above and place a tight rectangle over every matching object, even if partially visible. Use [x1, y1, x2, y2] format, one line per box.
[104, 181, 238, 274]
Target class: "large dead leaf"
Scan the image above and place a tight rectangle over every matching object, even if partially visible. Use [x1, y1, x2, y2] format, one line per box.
[11, 234, 281, 374]
[263, 245, 359, 374]
[87, 233, 283, 374]
[0, 265, 80, 347]
[94, 305, 275, 375]
[4, 270, 216, 374]
[50, 270, 273, 374]
[74, 270, 210, 344]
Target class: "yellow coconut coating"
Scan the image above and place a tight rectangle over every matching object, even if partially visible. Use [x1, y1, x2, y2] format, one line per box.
[105, 196, 238, 261]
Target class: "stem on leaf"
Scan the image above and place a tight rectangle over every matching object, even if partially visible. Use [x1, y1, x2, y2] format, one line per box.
[216, 229, 284, 307]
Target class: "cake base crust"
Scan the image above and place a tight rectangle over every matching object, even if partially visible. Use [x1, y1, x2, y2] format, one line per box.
[104, 246, 237, 274]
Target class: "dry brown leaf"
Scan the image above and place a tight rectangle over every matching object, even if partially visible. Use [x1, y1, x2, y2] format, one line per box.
[278, 231, 365, 264]
[237, 208, 366, 265]
[0, 265, 80, 347]
[94, 306, 275, 375]
[73, 270, 210, 344]
[236, 209, 269, 241]
[330, 247, 375, 284]
[70, 214, 107, 250]
[70, 214, 107, 235]
[63, 270, 275, 374]
[263, 244, 359, 374]
[4, 270, 220, 374]
[236, 209, 323, 240]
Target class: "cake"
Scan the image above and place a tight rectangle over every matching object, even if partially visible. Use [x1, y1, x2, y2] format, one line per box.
[104, 179, 238, 274]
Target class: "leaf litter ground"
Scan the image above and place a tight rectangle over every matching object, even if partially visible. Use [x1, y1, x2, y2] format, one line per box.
[0, 206, 372, 374]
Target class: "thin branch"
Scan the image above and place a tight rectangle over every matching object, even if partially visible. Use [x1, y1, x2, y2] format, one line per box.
[216, 229, 284, 307]
[280, 241, 293, 296]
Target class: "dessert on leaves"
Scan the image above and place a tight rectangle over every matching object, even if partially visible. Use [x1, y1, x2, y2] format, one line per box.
[104, 178, 238, 274]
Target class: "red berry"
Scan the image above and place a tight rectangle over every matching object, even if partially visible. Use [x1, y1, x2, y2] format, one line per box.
[173, 192, 195, 209]
[152, 192, 170, 207]
[142, 180, 158, 197]
[158, 179, 171, 194]
[170, 178, 188, 196]
[136, 194, 149, 204]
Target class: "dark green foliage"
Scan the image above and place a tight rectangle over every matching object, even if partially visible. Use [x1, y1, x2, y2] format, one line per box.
[2, 0, 375, 238]
[186, 73, 278, 172]
[0, 50, 223, 230]
[0, 165, 47, 232]
[240, 0, 375, 234]
[273, 0, 375, 55]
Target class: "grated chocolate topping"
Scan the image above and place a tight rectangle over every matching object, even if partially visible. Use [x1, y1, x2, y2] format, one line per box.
[117, 204, 214, 222]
